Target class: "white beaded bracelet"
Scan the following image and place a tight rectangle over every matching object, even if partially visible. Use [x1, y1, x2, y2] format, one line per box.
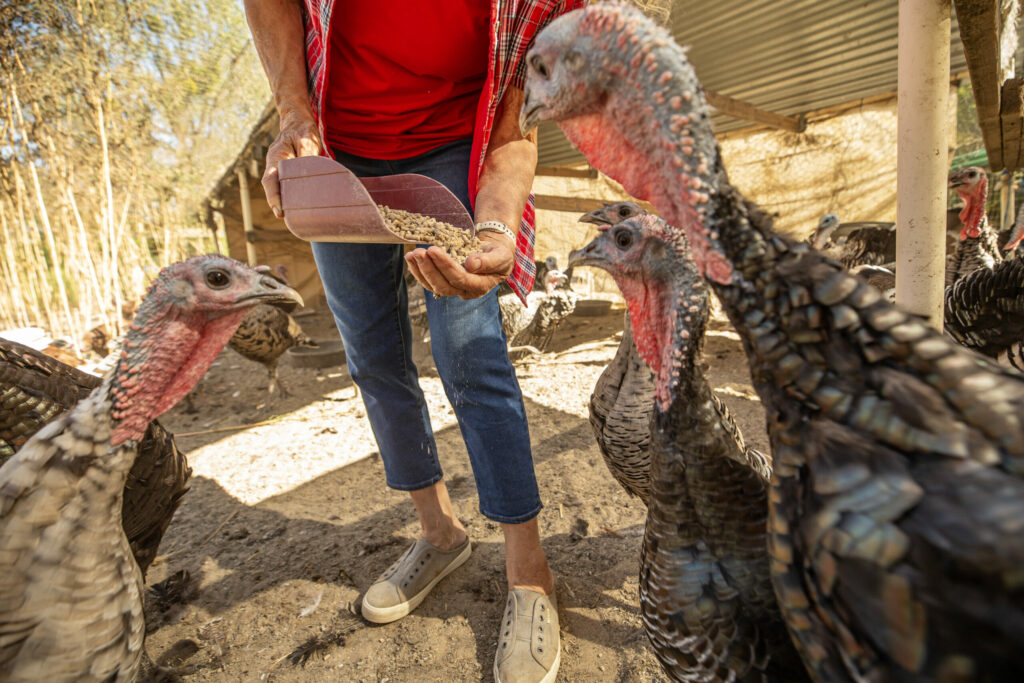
[475, 221, 517, 242]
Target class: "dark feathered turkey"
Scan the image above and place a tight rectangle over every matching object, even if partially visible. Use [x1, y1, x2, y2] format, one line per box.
[0, 255, 302, 682]
[583, 314, 655, 503]
[946, 166, 1002, 289]
[944, 257, 1024, 368]
[228, 303, 316, 398]
[573, 203, 656, 504]
[570, 214, 799, 681]
[0, 338, 190, 578]
[523, 6, 1024, 680]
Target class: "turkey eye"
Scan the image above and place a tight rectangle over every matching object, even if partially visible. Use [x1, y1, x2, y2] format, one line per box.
[531, 54, 549, 79]
[205, 269, 230, 289]
[614, 229, 633, 249]
[618, 207, 630, 218]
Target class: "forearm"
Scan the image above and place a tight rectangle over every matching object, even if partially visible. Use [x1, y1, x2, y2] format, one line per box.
[474, 87, 538, 235]
[243, 0, 314, 125]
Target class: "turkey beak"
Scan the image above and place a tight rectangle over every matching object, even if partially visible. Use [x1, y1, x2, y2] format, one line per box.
[519, 89, 545, 137]
[241, 274, 305, 312]
[578, 209, 609, 226]
[568, 240, 605, 268]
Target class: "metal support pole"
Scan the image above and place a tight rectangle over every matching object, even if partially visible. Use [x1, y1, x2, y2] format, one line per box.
[237, 167, 258, 266]
[896, 0, 951, 327]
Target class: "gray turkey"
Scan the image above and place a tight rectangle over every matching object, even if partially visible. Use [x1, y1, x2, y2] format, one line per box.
[574, 201, 656, 505]
[809, 214, 898, 269]
[522, 5, 1024, 681]
[0, 339, 190, 578]
[946, 165, 1002, 288]
[497, 259, 578, 351]
[570, 214, 796, 681]
[0, 255, 302, 682]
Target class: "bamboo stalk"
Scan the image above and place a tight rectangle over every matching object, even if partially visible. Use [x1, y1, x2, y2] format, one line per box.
[10, 82, 80, 346]
[0, 198, 30, 326]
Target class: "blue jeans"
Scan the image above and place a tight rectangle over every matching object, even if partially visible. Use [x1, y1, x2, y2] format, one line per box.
[311, 138, 541, 524]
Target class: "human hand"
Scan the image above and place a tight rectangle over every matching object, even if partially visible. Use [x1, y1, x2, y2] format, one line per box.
[405, 233, 515, 300]
[262, 111, 322, 218]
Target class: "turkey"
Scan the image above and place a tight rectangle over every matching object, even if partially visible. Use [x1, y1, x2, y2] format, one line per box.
[578, 200, 647, 227]
[0, 255, 302, 682]
[0, 339, 190, 578]
[497, 259, 578, 351]
[809, 214, 898, 269]
[522, 5, 1024, 681]
[570, 215, 797, 681]
[228, 303, 316, 399]
[946, 165, 1002, 288]
[573, 201, 656, 504]
[944, 256, 1024, 368]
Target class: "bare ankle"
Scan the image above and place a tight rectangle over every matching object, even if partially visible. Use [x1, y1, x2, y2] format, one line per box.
[422, 525, 467, 551]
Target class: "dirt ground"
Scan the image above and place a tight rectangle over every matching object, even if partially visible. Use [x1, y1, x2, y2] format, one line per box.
[147, 301, 768, 682]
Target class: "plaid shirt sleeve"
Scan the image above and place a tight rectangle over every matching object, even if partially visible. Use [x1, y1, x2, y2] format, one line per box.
[481, 0, 586, 304]
[300, 0, 585, 304]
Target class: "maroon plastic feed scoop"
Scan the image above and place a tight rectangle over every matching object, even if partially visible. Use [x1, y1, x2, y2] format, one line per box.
[278, 156, 475, 244]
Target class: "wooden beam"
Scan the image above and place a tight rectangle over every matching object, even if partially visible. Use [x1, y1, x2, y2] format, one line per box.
[704, 90, 806, 133]
[1000, 77, 1024, 172]
[533, 194, 655, 214]
[534, 165, 598, 179]
[954, 0, 1003, 170]
[245, 228, 299, 243]
[237, 168, 257, 265]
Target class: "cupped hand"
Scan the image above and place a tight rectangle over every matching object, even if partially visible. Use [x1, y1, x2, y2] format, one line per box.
[262, 113, 322, 218]
[405, 234, 515, 300]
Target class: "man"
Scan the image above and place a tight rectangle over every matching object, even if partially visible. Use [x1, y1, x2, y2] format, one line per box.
[243, 2, 583, 681]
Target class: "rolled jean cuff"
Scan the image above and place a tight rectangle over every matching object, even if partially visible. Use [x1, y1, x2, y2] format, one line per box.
[480, 500, 543, 525]
[385, 473, 444, 492]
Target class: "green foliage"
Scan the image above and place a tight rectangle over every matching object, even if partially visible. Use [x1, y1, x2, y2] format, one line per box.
[0, 0, 269, 340]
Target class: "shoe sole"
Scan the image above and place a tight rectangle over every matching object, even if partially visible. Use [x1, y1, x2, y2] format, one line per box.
[361, 541, 472, 624]
[493, 639, 560, 683]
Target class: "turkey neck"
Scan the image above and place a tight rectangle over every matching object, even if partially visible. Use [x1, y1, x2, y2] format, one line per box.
[561, 7, 773, 291]
[110, 303, 247, 446]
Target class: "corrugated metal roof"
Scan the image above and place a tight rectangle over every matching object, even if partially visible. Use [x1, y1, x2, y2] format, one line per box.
[537, 0, 968, 166]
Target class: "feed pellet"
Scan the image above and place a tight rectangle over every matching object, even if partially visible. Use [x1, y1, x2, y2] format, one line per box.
[377, 205, 483, 264]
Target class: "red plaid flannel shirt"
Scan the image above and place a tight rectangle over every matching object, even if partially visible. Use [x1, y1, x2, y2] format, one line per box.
[300, 0, 585, 303]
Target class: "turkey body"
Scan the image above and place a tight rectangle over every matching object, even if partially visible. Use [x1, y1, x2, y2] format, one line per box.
[0, 338, 190, 577]
[944, 256, 1024, 367]
[570, 217, 801, 682]
[521, 6, 1024, 680]
[586, 314, 655, 504]
[818, 222, 898, 269]
[228, 303, 316, 398]
[0, 255, 302, 682]
[0, 390, 147, 682]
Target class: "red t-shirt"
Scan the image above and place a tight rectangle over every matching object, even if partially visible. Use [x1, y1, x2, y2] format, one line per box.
[323, 2, 490, 159]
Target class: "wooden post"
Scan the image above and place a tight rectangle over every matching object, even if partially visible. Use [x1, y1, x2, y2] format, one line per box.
[237, 167, 258, 266]
[896, 0, 951, 327]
